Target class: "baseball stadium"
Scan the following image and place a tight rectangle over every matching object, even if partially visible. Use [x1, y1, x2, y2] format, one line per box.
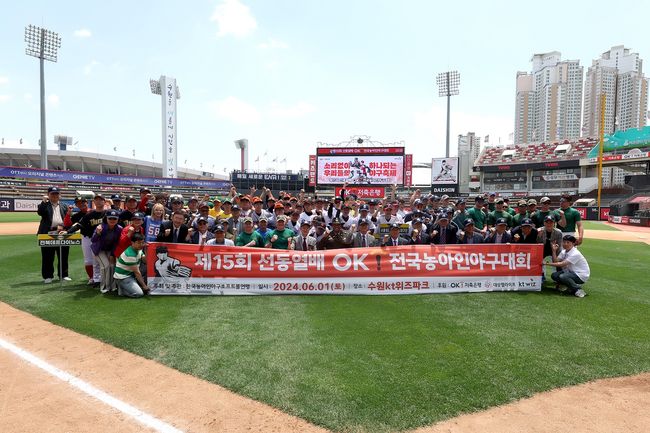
[2, 3, 650, 433]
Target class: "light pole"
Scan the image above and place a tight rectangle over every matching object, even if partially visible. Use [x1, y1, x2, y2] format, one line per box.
[436, 71, 460, 158]
[234, 139, 249, 172]
[25, 25, 61, 170]
[150, 76, 180, 178]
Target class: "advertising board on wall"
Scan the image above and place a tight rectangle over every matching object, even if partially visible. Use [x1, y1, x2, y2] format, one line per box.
[431, 157, 459, 194]
[316, 147, 405, 185]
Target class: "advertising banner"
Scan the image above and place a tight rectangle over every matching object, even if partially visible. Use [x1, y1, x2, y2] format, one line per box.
[404, 154, 413, 186]
[37, 233, 82, 247]
[431, 157, 459, 194]
[316, 147, 405, 185]
[0, 166, 230, 189]
[335, 186, 385, 199]
[0, 198, 14, 212]
[14, 199, 40, 212]
[309, 155, 316, 186]
[146, 243, 543, 295]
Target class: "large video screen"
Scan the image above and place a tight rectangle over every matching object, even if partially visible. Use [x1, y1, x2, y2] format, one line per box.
[316, 147, 405, 185]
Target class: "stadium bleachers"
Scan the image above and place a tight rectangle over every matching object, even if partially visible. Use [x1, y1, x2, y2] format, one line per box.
[475, 137, 598, 166]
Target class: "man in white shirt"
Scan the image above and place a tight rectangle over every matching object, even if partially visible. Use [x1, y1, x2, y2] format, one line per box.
[547, 234, 590, 298]
[377, 204, 403, 225]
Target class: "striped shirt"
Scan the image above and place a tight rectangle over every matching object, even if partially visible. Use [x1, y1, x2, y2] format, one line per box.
[113, 246, 144, 280]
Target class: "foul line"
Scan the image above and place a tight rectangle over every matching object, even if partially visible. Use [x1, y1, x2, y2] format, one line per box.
[0, 337, 184, 433]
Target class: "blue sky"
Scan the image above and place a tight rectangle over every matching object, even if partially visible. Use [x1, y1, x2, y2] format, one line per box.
[1, 0, 649, 178]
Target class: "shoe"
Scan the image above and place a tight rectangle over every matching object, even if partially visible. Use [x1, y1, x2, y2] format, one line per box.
[43, 278, 53, 284]
[100, 287, 109, 294]
[62, 277, 72, 281]
[92, 282, 100, 288]
[87, 279, 94, 285]
[575, 289, 586, 298]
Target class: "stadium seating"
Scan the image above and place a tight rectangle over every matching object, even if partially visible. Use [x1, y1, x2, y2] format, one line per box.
[475, 137, 598, 166]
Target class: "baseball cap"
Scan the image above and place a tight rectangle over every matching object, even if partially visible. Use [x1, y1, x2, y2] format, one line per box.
[331, 217, 342, 225]
[111, 194, 122, 201]
[222, 199, 232, 205]
[521, 218, 533, 226]
[437, 213, 449, 221]
[252, 197, 262, 203]
[170, 197, 183, 204]
[540, 197, 551, 204]
[243, 216, 253, 224]
[132, 212, 145, 220]
[563, 234, 577, 243]
[474, 195, 485, 202]
[196, 216, 209, 224]
[527, 199, 538, 206]
[495, 198, 505, 204]
[198, 202, 210, 209]
[464, 218, 475, 227]
[258, 216, 268, 222]
[126, 195, 137, 202]
[213, 224, 225, 233]
[231, 205, 241, 211]
[267, 197, 276, 202]
[517, 200, 528, 207]
[139, 187, 151, 194]
[440, 195, 450, 201]
[289, 197, 298, 202]
[413, 218, 423, 224]
[414, 199, 423, 205]
[389, 223, 401, 229]
[47, 186, 60, 193]
[240, 196, 250, 202]
[432, 195, 441, 201]
[93, 193, 105, 200]
[489, 192, 496, 197]
[383, 204, 392, 209]
[359, 204, 369, 211]
[274, 203, 284, 209]
[74, 196, 87, 202]
[544, 215, 555, 223]
[457, 199, 466, 205]
[189, 196, 199, 203]
[358, 218, 369, 225]
[213, 198, 222, 204]
[496, 218, 507, 225]
[300, 220, 311, 227]
[106, 210, 120, 219]
[276, 215, 287, 222]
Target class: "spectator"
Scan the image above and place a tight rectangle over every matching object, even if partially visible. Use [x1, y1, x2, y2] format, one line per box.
[137, 187, 153, 215]
[457, 219, 484, 244]
[547, 235, 590, 298]
[484, 218, 512, 244]
[113, 233, 149, 298]
[118, 195, 139, 228]
[156, 211, 189, 243]
[188, 216, 215, 245]
[236, 217, 265, 247]
[91, 209, 123, 293]
[251, 197, 271, 224]
[37, 186, 70, 284]
[381, 223, 409, 246]
[206, 224, 234, 246]
[110, 194, 123, 211]
[144, 203, 166, 243]
[208, 198, 223, 219]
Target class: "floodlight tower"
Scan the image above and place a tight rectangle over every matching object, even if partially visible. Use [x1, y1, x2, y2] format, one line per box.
[234, 139, 249, 172]
[149, 76, 180, 178]
[25, 25, 61, 170]
[436, 70, 460, 158]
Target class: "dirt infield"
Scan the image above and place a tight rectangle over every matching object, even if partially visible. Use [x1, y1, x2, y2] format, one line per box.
[0, 222, 37, 235]
[2, 302, 649, 433]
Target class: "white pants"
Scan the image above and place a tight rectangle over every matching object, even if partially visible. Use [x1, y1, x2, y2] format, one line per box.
[82, 236, 101, 282]
[95, 251, 115, 292]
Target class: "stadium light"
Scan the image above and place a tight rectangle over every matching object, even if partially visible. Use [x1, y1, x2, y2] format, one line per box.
[436, 71, 460, 158]
[234, 139, 249, 172]
[25, 24, 62, 170]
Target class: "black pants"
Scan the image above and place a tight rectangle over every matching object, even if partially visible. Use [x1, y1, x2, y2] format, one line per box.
[41, 246, 69, 279]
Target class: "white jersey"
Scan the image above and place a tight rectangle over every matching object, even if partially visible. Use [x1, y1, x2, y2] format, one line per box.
[339, 214, 357, 230]
[377, 214, 404, 225]
[206, 238, 235, 246]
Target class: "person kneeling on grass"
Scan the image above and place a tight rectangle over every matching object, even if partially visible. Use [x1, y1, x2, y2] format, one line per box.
[113, 232, 149, 298]
[546, 234, 590, 298]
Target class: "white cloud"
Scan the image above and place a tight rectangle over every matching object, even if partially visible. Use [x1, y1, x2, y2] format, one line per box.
[210, 0, 257, 37]
[47, 94, 60, 107]
[259, 38, 288, 49]
[209, 96, 260, 125]
[74, 29, 92, 38]
[0, 76, 8, 85]
[83, 60, 100, 75]
[0, 95, 11, 103]
[269, 102, 316, 119]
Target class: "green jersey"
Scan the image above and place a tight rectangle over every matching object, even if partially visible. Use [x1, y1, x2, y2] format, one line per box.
[487, 201, 496, 212]
[559, 207, 581, 233]
[505, 206, 516, 216]
[114, 246, 144, 280]
[236, 231, 265, 247]
[531, 209, 560, 228]
[512, 212, 529, 227]
[466, 207, 487, 230]
[487, 210, 513, 227]
[268, 228, 295, 249]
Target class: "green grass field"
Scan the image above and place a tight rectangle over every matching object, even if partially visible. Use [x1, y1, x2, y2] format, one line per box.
[0, 235, 649, 433]
[582, 220, 620, 231]
[0, 212, 40, 223]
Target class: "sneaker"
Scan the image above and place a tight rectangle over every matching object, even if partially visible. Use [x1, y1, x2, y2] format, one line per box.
[92, 281, 100, 288]
[43, 278, 53, 284]
[575, 289, 586, 298]
[100, 287, 109, 294]
[87, 279, 94, 285]
[62, 277, 72, 281]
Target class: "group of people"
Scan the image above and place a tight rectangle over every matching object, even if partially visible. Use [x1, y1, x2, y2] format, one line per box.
[37, 184, 590, 298]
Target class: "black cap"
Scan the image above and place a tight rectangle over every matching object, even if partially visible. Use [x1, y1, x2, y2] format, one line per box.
[358, 218, 369, 225]
[111, 194, 122, 201]
[521, 218, 533, 226]
[496, 218, 507, 225]
[413, 218, 423, 224]
[132, 212, 145, 219]
[414, 199, 423, 205]
[231, 205, 240, 211]
[390, 223, 401, 229]
[331, 218, 342, 225]
[437, 213, 449, 221]
[367, 199, 378, 205]
[563, 234, 577, 243]
[170, 197, 183, 204]
[189, 196, 199, 203]
[359, 204, 369, 211]
[94, 193, 105, 200]
[48, 186, 60, 193]
[544, 215, 555, 223]
[457, 199, 466, 205]
[300, 220, 311, 227]
[213, 224, 225, 233]
[474, 195, 485, 202]
[106, 209, 120, 218]
[196, 216, 208, 223]
[464, 218, 475, 227]
[74, 196, 87, 202]
[140, 187, 151, 193]
[126, 195, 137, 202]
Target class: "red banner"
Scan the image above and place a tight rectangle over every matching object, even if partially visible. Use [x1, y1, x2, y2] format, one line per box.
[308, 155, 316, 186]
[404, 154, 413, 186]
[335, 186, 385, 199]
[146, 243, 544, 295]
[600, 207, 610, 221]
